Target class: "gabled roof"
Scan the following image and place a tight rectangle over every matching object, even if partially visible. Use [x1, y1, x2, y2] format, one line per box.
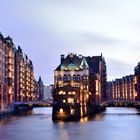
[39, 76, 42, 82]
[55, 53, 89, 71]
[80, 57, 89, 69]
[0, 32, 4, 41]
[5, 36, 14, 45]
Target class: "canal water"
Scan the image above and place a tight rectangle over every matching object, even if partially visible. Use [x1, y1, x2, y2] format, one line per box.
[0, 107, 140, 140]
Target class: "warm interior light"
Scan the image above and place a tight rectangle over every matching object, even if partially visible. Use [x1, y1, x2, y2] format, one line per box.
[59, 91, 63, 95]
[70, 109, 75, 115]
[63, 100, 66, 103]
[86, 94, 89, 99]
[59, 108, 64, 113]
[9, 87, 12, 94]
[68, 98, 74, 103]
[72, 92, 75, 95]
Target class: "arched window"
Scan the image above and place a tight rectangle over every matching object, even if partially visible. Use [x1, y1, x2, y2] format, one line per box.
[59, 108, 64, 113]
[82, 75, 86, 80]
[73, 75, 76, 81]
[67, 75, 71, 81]
[77, 75, 80, 81]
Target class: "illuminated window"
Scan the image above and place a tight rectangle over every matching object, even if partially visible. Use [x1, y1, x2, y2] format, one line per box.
[59, 108, 64, 113]
[63, 100, 66, 103]
[72, 92, 75, 95]
[70, 109, 75, 115]
[9, 87, 12, 94]
[86, 94, 89, 99]
[59, 91, 63, 95]
[68, 98, 74, 103]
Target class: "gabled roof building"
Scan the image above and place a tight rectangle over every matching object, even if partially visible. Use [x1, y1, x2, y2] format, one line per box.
[53, 53, 90, 121]
[52, 53, 107, 121]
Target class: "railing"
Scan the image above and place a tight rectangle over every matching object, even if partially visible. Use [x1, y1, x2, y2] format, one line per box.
[100, 99, 140, 107]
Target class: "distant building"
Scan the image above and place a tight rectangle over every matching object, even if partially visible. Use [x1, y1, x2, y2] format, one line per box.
[38, 76, 44, 100]
[43, 85, 53, 100]
[107, 75, 137, 101]
[35, 76, 44, 101]
[53, 53, 90, 121]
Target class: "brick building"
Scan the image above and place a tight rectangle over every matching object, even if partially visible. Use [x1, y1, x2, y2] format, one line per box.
[107, 75, 137, 101]
[53, 53, 90, 121]
[0, 32, 37, 113]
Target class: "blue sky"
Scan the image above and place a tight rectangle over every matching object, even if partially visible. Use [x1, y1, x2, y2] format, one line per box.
[0, 0, 140, 84]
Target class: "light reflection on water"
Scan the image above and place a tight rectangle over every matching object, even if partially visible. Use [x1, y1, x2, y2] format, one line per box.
[0, 107, 140, 140]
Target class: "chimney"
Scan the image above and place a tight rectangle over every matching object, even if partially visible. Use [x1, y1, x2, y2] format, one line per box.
[101, 53, 102, 57]
[79, 54, 82, 58]
[61, 54, 65, 64]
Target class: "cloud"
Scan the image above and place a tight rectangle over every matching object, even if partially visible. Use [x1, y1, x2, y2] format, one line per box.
[1, 0, 140, 84]
[75, 32, 123, 45]
[107, 58, 135, 81]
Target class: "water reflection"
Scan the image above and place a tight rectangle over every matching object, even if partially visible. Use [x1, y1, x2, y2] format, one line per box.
[0, 107, 140, 140]
[104, 107, 140, 115]
[80, 114, 105, 123]
[0, 116, 18, 126]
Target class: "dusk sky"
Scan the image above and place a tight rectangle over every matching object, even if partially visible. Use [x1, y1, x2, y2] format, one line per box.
[1, 0, 140, 84]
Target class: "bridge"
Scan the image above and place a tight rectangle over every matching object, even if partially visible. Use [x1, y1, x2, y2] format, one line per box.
[13, 101, 53, 114]
[100, 99, 140, 108]
[14, 100, 52, 108]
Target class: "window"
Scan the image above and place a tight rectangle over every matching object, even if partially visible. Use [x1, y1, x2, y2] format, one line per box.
[68, 98, 74, 103]
[72, 91, 76, 95]
[73, 75, 76, 81]
[83, 75, 86, 80]
[58, 91, 63, 95]
[63, 75, 67, 81]
[67, 75, 71, 81]
[63, 100, 66, 103]
[58, 91, 66, 95]
[77, 75, 80, 81]
[58, 75, 62, 81]
[70, 109, 75, 115]
[59, 108, 64, 113]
